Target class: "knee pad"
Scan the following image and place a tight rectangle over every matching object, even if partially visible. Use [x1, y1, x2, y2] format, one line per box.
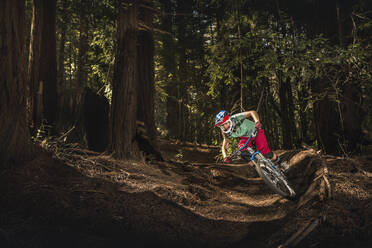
[263, 151, 274, 159]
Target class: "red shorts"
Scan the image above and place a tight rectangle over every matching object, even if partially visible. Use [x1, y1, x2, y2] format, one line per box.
[238, 128, 271, 155]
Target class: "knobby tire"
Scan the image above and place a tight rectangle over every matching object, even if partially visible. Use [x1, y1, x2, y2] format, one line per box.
[254, 158, 296, 199]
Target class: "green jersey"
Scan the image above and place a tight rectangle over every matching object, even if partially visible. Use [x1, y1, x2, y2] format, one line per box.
[229, 113, 256, 138]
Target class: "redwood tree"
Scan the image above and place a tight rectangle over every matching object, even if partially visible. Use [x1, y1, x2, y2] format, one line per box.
[0, 0, 31, 164]
[56, 0, 69, 93]
[110, 0, 140, 159]
[28, 0, 58, 134]
[159, 0, 178, 139]
[278, 0, 364, 154]
[76, 0, 89, 89]
[137, 0, 157, 142]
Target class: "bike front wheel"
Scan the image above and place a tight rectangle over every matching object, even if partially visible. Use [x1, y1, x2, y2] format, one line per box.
[254, 158, 296, 199]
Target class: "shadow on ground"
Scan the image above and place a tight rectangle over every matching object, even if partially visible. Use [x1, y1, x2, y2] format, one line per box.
[0, 141, 371, 248]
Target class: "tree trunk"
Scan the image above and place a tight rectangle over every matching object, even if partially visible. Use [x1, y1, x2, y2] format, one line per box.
[57, 11, 66, 94]
[0, 0, 32, 165]
[41, 0, 58, 130]
[261, 81, 277, 149]
[298, 83, 310, 144]
[176, 0, 193, 142]
[297, 0, 355, 154]
[160, 0, 178, 139]
[110, 0, 139, 159]
[286, 77, 298, 147]
[216, 3, 227, 111]
[177, 45, 187, 142]
[312, 78, 341, 154]
[340, 82, 365, 154]
[28, 0, 57, 133]
[279, 74, 294, 149]
[28, 0, 43, 133]
[137, 0, 157, 142]
[56, 89, 88, 147]
[76, 0, 89, 89]
[137, 0, 163, 160]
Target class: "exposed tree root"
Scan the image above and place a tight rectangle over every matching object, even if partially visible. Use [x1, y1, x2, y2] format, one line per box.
[278, 156, 332, 247]
[278, 217, 320, 248]
[1, 142, 371, 248]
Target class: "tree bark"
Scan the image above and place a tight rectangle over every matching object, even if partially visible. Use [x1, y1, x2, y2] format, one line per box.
[340, 82, 365, 153]
[286, 77, 298, 146]
[298, 82, 310, 144]
[42, 0, 58, 129]
[28, 0, 58, 133]
[110, 0, 139, 159]
[137, 0, 157, 142]
[28, 0, 43, 133]
[0, 0, 32, 165]
[312, 78, 341, 154]
[76, 0, 89, 89]
[175, 6, 187, 142]
[216, 2, 227, 111]
[57, 8, 66, 94]
[159, 0, 178, 139]
[279, 74, 295, 149]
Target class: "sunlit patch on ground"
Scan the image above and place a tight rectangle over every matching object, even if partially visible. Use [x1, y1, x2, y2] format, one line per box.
[0, 143, 371, 247]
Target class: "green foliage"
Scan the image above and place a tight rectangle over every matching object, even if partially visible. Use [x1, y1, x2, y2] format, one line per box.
[202, 3, 372, 151]
[56, 0, 116, 95]
[53, 0, 372, 155]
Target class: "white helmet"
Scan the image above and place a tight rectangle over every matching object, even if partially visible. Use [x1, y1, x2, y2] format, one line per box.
[214, 110, 235, 137]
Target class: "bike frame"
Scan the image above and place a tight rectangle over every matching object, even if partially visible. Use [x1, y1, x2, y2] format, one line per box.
[230, 129, 277, 171]
[229, 129, 296, 198]
[230, 129, 259, 161]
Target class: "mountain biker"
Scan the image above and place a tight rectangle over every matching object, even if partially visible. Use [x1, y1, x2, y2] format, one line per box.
[214, 110, 288, 171]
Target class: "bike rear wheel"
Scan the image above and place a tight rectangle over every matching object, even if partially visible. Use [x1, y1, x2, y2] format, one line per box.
[254, 158, 296, 199]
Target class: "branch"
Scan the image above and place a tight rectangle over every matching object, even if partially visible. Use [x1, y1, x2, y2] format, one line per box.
[138, 22, 173, 36]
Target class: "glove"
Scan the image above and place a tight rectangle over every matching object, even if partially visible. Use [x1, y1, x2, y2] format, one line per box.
[255, 122, 262, 130]
[224, 157, 231, 163]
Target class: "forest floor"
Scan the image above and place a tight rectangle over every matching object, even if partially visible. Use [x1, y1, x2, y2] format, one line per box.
[1, 139, 372, 248]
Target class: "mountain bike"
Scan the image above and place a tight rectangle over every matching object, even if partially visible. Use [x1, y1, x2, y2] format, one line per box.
[230, 129, 296, 199]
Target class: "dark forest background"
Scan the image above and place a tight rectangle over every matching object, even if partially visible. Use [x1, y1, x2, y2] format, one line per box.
[1, 0, 372, 165]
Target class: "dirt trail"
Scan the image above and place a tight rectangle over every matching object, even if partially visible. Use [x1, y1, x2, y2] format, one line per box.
[0, 140, 371, 248]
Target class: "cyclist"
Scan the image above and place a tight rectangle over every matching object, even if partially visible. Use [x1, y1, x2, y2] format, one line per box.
[214, 110, 288, 171]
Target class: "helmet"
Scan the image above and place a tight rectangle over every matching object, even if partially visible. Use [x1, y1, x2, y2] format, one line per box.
[214, 110, 235, 137]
